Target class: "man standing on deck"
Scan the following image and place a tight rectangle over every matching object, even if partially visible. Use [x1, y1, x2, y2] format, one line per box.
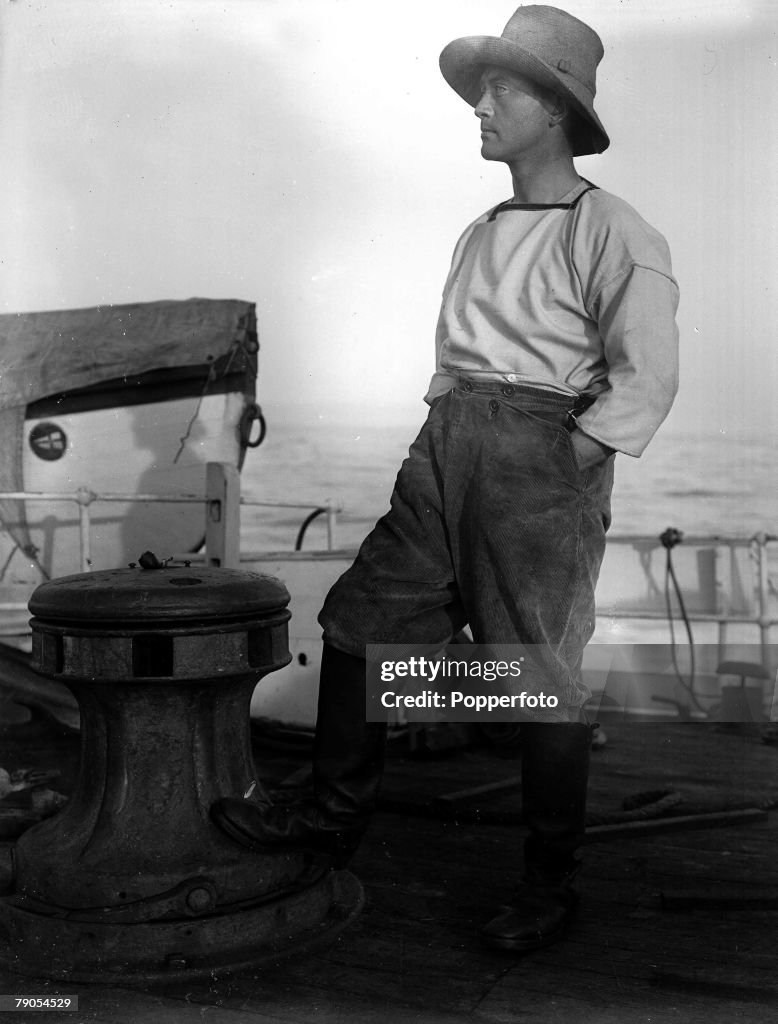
[214, 5, 679, 952]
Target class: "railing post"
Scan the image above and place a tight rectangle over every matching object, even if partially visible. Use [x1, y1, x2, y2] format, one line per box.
[753, 532, 772, 670]
[205, 463, 241, 569]
[76, 487, 94, 572]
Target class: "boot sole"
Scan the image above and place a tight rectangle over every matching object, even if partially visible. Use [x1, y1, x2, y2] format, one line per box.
[480, 921, 570, 953]
[210, 803, 350, 868]
[479, 900, 579, 954]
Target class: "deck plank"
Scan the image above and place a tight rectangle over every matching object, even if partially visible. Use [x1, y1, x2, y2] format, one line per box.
[0, 720, 776, 1022]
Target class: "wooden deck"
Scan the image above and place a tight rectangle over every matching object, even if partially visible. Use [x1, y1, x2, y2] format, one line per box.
[0, 712, 777, 1023]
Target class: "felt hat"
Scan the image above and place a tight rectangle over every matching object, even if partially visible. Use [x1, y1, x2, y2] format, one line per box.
[439, 5, 609, 156]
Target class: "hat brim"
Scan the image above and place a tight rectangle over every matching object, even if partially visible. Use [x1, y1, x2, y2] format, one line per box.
[439, 36, 609, 157]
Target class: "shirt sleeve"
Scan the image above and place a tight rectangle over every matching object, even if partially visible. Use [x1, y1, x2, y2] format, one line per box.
[424, 308, 460, 403]
[572, 198, 680, 457]
[423, 219, 482, 405]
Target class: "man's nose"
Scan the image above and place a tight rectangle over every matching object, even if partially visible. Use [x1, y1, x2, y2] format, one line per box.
[474, 94, 492, 119]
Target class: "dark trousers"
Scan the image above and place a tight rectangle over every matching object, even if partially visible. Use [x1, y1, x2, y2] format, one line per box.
[319, 381, 614, 712]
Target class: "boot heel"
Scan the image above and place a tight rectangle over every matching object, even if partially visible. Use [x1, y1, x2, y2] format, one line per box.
[480, 879, 580, 952]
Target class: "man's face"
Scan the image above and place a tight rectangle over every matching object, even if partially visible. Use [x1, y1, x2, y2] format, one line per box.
[475, 67, 561, 163]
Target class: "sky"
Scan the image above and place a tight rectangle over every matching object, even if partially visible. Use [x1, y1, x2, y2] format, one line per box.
[0, 0, 775, 437]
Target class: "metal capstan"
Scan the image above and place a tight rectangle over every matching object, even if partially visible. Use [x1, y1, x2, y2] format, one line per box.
[0, 560, 362, 984]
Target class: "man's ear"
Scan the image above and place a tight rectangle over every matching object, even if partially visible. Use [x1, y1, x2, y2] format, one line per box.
[547, 95, 568, 127]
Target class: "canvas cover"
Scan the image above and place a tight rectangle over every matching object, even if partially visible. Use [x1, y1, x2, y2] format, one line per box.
[0, 298, 257, 569]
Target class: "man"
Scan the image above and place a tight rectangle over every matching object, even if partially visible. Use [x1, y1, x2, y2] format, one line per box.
[214, 5, 679, 952]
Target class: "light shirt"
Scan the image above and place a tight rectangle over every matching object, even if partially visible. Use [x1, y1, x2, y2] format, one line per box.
[424, 180, 679, 456]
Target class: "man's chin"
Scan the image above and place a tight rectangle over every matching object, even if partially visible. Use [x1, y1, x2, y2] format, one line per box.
[480, 143, 502, 162]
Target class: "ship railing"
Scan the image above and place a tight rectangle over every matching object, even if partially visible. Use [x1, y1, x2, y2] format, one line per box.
[1, 466, 777, 663]
[599, 531, 778, 653]
[0, 464, 340, 616]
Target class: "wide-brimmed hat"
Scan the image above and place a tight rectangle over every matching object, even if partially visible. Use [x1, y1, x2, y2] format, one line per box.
[439, 5, 609, 156]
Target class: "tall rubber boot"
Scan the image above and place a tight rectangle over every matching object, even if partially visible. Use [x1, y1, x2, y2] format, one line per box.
[480, 722, 592, 952]
[212, 644, 387, 867]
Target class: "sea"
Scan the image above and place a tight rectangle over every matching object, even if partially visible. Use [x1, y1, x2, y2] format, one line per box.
[239, 406, 778, 554]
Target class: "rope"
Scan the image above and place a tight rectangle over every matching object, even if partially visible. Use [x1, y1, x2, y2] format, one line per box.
[585, 788, 683, 827]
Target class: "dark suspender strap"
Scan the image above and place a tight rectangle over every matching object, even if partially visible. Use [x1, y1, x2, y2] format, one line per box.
[486, 182, 599, 222]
